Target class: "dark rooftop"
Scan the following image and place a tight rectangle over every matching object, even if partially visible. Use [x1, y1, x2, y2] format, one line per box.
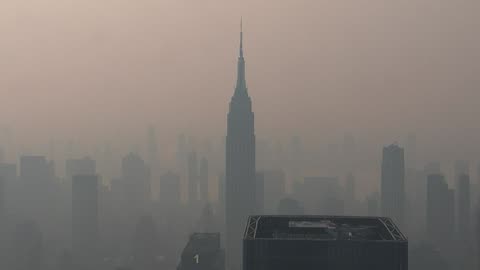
[244, 215, 406, 241]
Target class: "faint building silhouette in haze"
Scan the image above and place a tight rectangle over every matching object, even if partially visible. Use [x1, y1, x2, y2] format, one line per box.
[225, 21, 256, 270]
[121, 153, 151, 218]
[199, 157, 209, 205]
[381, 144, 405, 229]
[159, 171, 181, 211]
[261, 170, 286, 214]
[11, 221, 44, 270]
[188, 151, 199, 206]
[426, 174, 454, 247]
[72, 175, 99, 270]
[344, 172, 356, 214]
[254, 172, 264, 215]
[20, 156, 55, 229]
[301, 176, 342, 215]
[66, 157, 96, 182]
[177, 233, 225, 270]
[277, 198, 304, 215]
[132, 215, 161, 270]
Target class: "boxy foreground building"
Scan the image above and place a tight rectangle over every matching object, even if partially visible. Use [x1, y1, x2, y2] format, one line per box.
[243, 215, 407, 270]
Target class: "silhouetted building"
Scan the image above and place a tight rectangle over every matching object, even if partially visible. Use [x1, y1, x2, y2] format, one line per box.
[121, 153, 151, 216]
[344, 172, 356, 214]
[367, 193, 379, 216]
[159, 171, 181, 211]
[381, 144, 405, 228]
[72, 175, 99, 270]
[277, 198, 304, 215]
[243, 215, 408, 270]
[132, 215, 161, 270]
[0, 164, 15, 225]
[11, 221, 44, 270]
[20, 156, 55, 227]
[426, 174, 454, 246]
[301, 177, 342, 214]
[177, 233, 225, 270]
[262, 170, 286, 213]
[188, 151, 199, 205]
[457, 173, 470, 239]
[255, 172, 264, 214]
[199, 157, 209, 204]
[225, 22, 256, 270]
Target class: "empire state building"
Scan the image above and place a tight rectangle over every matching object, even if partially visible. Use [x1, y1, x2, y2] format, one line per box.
[225, 21, 256, 270]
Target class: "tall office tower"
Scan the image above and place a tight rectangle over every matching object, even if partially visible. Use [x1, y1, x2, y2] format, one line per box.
[72, 175, 98, 270]
[159, 171, 181, 211]
[11, 221, 44, 270]
[132, 215, 160, 270]
[177, 233, 225, 270]
[225, 21, 256, 270]
[0, 163, 16, 228]
[457, 174, 471, 238]
[381, 144, 405, 229]
[121, 153, 151, 217]
[426, 174, 454, 247]
[199, 157, 209, 204]
[218, 173, 225, 209]
[262, 170, 286, 213]
[188, 151, 199, 205]
[20, 156, 55, 227]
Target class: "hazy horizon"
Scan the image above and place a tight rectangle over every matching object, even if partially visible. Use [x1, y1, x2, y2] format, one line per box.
[1, 0, 479, 166]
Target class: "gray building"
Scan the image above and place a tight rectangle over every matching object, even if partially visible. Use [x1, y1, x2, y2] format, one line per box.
[177, 233, 225, 270]
[159, 171, 181, 211]
[225, 22, 257, 270]
[381, 144, 405, 229]
[243, 215, 408, 270]
[72, 175, 99, 270]
[426, 174, 454, 246]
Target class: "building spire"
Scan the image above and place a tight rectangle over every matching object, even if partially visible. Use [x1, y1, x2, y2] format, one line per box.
[240, 17, 243, 58]
[235, 17, 247, 95]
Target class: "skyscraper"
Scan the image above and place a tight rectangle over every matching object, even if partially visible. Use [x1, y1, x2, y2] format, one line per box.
[188, 151, 199, 205]
[121, 153, 151, 217]
[381, 144, 405, 229]
[426, 174, 454, 246]
[72, 175, 99, 270]
[225, 20, 256, 270]
[159, 171, 181, 211]
[199, 157, 209, 204]
[457, 173, 471, 239]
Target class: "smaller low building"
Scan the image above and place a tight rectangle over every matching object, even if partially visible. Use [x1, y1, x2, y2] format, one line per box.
[177, 233, 225, 270]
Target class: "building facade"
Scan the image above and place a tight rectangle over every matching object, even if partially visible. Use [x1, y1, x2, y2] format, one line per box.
[225, 22, 256, 270]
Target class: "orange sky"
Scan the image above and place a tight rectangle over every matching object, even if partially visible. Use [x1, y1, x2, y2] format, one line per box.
[0, 0, 479, 163]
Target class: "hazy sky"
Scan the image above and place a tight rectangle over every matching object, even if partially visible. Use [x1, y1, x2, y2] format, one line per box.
[0, 0, 479, 161]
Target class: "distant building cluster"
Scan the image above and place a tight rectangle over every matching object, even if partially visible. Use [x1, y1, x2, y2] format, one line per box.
[0, 24, 479, 270]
